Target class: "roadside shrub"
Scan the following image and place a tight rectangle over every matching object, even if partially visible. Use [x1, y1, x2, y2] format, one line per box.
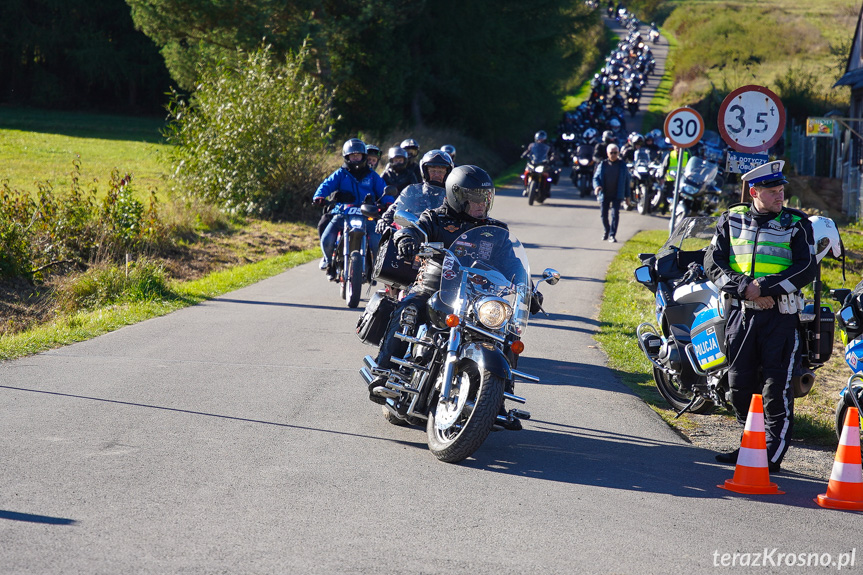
[165, 42, 335, 219]
[56, 259, 172, 312]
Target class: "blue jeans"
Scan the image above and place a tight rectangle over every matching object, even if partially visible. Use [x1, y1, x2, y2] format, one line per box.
[321, 215, 381, 264]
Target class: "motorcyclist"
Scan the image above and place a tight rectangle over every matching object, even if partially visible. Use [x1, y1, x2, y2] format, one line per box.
[441, 144, 458, 166]
[366, 144, 382, 172]
[381, 147, 419, 193]
[577, 128, 597, 159]
[621, 133, 647, 164]
[376, 149, 454, 233]
[312, 138, 394, 276]
[367, 166, 543, 419]
[521, 131, 557, 196]
[400, 138, 422, 182]
[643, 129, 662, 160]
[593, 130, 616, 163]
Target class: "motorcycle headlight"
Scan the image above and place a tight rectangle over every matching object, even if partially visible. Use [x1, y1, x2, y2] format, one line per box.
[578, 158, 589, 166]
[475, 297, 512, 330]
[535, 165, 545, 173]
[349, 218, 365, 228]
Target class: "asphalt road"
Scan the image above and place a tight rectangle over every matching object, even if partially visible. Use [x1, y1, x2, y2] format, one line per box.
[2, 175, 861, 574]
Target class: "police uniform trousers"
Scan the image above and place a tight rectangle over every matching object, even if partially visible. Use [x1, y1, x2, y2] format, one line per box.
[725, 304, 799, 465]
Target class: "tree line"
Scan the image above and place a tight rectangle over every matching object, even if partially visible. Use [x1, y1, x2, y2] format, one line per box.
[0, 0, 600, 150]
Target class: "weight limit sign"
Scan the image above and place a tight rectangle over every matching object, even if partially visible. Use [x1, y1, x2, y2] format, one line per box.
[718, 84, 786, 153]
[663, 107, 704, 149]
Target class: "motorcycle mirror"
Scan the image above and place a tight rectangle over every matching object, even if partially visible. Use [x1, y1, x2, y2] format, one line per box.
[383, 185, 398, 197]
[360, 203, 379, 218]
[541, 268, 561, 286]
[634, 265, 654, 285]
[831, 288, 852, 304]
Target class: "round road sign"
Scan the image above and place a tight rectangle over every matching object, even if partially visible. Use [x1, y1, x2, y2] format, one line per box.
[718, 84, 786, 153]
[663, 107, 704, 149]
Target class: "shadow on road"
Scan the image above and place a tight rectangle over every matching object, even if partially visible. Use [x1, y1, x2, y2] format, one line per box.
[0, 510, 77, 525]
[210, 298, 362, 313]
[463, 420, 829, 506]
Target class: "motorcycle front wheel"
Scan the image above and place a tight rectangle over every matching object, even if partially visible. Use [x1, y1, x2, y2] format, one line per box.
[427, 365, 504, 463]
[835, 380, 863, 447]
[346, 250, 363, 308]
[653, 367, 712, 414]
[527, 180, 538, 206]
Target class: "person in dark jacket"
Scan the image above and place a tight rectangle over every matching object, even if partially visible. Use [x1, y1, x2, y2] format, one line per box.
[592, 143, 631, 242]
[400, 138, 423, 182]
[381, 147, 419, 193]
[376, 149, 453, 233]
[704, 160, 816, 472]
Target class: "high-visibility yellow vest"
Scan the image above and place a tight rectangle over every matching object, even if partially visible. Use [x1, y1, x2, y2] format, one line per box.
[727, 205, 798, 277]
[666, 149, 689, 181]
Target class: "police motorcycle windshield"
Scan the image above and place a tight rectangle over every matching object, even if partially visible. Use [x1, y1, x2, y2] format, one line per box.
[682, 157, 718, 189]
[439, 226, 532, 335]
[659, 216, 719, 255]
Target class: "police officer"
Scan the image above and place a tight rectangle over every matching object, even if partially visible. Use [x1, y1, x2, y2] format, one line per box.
[704, 160, 817, 472]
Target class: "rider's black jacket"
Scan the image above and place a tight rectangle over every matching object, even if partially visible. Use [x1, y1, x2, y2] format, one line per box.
[382, 166, 419, 193]
[394, 204, 507, 295]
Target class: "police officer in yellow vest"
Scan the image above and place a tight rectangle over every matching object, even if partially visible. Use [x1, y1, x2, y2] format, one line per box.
[704, 160, 817, 472]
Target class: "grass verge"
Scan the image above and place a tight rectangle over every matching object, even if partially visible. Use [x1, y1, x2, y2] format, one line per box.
[0, 248, 320, 362]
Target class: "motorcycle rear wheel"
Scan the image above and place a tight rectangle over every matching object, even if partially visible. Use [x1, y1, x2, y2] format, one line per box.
[427, 365, 504, 463]
[527, 180, 538, 206]
[346, 251, 363, 308]
[653, 367, 712, 414]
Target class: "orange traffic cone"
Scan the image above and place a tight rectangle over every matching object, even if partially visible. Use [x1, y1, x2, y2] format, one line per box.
[816, 407, 863, 510]
[718, 394, 784, 495]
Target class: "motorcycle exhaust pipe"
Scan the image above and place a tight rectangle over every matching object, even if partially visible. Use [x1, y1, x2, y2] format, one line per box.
[792, 370, 816, 398]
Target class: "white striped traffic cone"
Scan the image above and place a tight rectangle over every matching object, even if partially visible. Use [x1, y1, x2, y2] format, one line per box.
[816, 407, 863, 510]
[718, 394, 783, 495]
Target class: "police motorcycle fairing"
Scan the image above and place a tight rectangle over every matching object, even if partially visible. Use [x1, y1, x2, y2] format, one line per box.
[831, 280, 863, 442]
[360, 211, 560, 463]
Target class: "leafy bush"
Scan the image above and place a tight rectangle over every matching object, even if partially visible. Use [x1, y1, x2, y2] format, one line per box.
[0, 160, 165, 281]
[165, 42, 335, 219]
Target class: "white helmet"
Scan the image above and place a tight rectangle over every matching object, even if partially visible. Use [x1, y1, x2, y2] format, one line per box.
[809, 216, 842, 263]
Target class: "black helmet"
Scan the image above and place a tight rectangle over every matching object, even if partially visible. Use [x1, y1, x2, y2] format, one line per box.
[445, 165, 495, 220]
[534, 130, 548, 143]
[419, 149, 454, 184]
[366, 144, 381, 158]
[342, 138, 367, 170]
[602, 130, 615, 144]
[400, 138, 420, 160]
[387, 146, 409, 172]
[441, 144, 457, 160]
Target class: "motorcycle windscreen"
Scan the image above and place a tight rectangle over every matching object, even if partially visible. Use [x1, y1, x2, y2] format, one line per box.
[390, 186, 445, 219]
[658, 216, 719, 256]
[682, 157, 719, 189]
[528, 142, 552, 165]
[439, 226, 532, 335]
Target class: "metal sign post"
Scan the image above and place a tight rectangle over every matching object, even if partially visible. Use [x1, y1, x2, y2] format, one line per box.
[663, 107, 704, 234]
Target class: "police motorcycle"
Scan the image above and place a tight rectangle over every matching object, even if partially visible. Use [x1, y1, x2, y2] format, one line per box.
[668, 156, 724, 227]
[359, 211, 560, 463]
[633, 216, 840, 415]
[522, 145, 558, 206]
[830, 278, 863, 442]
[329, 189, 394, 308]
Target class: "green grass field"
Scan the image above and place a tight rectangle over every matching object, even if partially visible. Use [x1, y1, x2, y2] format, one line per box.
[0, 107, 170, 195]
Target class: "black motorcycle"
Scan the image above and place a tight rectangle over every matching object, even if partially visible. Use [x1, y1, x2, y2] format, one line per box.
[360, 212, 560, 462]
[571, 145, 595, 198]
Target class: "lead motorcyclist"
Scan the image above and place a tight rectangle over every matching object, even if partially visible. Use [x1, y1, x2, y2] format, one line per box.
[521, 130, 557, 197]
[367, 165, 543, 416]
[376, 148, 454, 233]
[313, 138, 394, 276]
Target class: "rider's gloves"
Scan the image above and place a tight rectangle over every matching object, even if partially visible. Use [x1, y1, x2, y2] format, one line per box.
[312, 197, 326, 208]
[375, 218, 390, 235]
[530, 291, 544, 315]
[397, 236, 417, 260]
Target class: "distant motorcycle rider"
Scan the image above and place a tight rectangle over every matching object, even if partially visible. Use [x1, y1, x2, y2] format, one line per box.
[366, 144, 382, 172]
[367, 166, 543, 420]
[381, 147, 419, 193]
[400, 138, 423, 182]
[377, 149, 454, 234]
[594, 130, 616, 163]
[521, 130, 556, 197]
[441, 144, 458, 166]
[312, 138, 393, 276]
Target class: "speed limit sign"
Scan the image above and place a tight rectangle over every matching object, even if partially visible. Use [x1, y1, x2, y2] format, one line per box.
[663, 107, 704, 148]
[718, 85, 786, 153]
